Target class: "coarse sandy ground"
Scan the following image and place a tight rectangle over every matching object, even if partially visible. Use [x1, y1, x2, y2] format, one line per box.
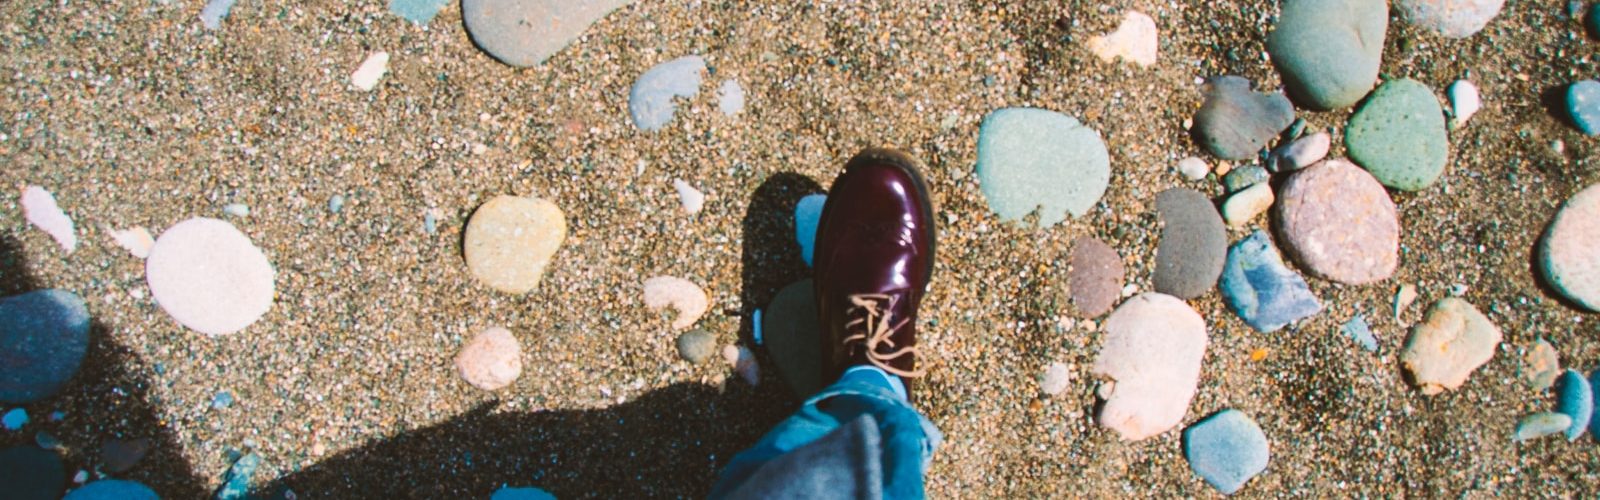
[2, 0, 1599, 497]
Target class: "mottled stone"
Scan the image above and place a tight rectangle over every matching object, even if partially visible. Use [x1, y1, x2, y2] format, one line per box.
[1346, 79, 1451, 191]
[456, 327, 523, 391]
[1401, 298, 1502, 395]
[1183, 409, 1270, 495]
[1153, 188, 1227, 299]
[146, 218, 276, 336]
[464, 196, 567, 295]
[462, 0, 636, 67]
[1219, 231, 1322, 333]
[1267, 0, 1388, 109]
[1222, 166, 1269, 193]
[976, 108, 1111, 226]
[629, 56, 707, 131]
[1276, 159, 1400, 284]
[1525, 338, 1561, 390]
[0, 446, 64, 500]
[1541, 184, 1600, 311]
[676, 329, 717, 364]
[1192, 76, 1295, 160]
[0, 290, 91, 403]
[1069, 237, 1124, 317]
[763, 280, 824, 398]
[1092, 293, 1209, 441]
[1270, 131, 1330, 172]
[1396, 0, 1505, 38]
[1557, 369, 1593, 441]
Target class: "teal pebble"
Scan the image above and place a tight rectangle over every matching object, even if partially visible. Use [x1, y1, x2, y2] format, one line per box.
[1346, 79, 1450, 191]
[1219, 231, 1322, 333]
[0, 290, 92, 403]
[2, 408, 27, 430]
[975, 108, 1111, 227]
[1557, 369, 1594, 441]
[1183, 409, 1270, 495]
[64, 480, 160, 500]
[388, 0, 449, 24]
[215, 453, 260, 500]
[1341, 315, 1379, 352]
[1223, 166, 1270, 193]
[1568, 80, 1600, 136]
[492, 486, 557, 500]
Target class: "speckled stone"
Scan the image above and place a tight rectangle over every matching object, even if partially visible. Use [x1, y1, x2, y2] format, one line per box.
[1092, 293, 1209, 441]
[63, 480, 159, 500]
[462, 0, 636, 67]
[464, 196, 567, 295]
[146, 218, 276, 336]
[1396, 0, 1505, 37]
[1191, 76, 1295, 160]
[1346, 79, 1450, 191]
[1069, 237, 1124, 317]
[455, 326, 523, 391]
[1183, 409, 1270, 495]
[1541, 184, 1600, 311]
[1153, 188, 1227, 299]
[1525, 338, 1561, 390]
[1222, 165, 1269, 193]
[1219, 231, 1322, 333]
[1556, 369, 1592, 441]
[1267, 0, 1388, 110]
[763, 280, 824, 398]
[629, 56, 707, 131]
[1401, 298, 1502, 395]
[1275, 159, 1400, 284]
[675, 328, 717, 364]
[976, 108, 1111, 226]
[0, 290, 90, 403]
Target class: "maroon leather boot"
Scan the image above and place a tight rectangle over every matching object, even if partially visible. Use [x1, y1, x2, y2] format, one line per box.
[813, 148, 937, 392]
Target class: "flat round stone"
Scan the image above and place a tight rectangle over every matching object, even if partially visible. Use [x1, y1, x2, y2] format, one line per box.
[1400, 298, 1502, 395]
[976, 108, 1110, 227]
[762, 279, 824, 398]
[1396, 0, 1505, 37]
[1191, 76, 1295, 160]
[1091, 293, 1209, 441]
[0, 290, 90, 403]
[1183, 409, 1270, 495]
[462, 0, 636, 68]
[1540, 184, 1600, 311]
[1153, 188, 1227, 299]
[1276, 159, 1400, 284]
[1267, 0, 1388, 109]
[1068, 237, 1124, 317]
[1569, 80, 1600, 136]
[1346, 79, 1450, 191]
[629, 56, 707, 131]
[455, 326, 523, 391]
[146, 218, 275, 336]
[464, 196, 568, 295]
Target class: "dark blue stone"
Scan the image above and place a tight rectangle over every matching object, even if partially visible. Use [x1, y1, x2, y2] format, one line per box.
[1220, 231, 1322, 332]
[64, 480, 159, 500]
[0, 290, 91, 403]
[0, 446, 65, 500]
[1557, 369, 1593, 441]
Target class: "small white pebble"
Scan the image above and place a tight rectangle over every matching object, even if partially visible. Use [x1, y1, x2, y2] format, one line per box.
[1040, 362, 1072, 397]
[350, 51, 390, 91]
[673, 179, 705, 214]
[1448, 80, 1481, 128]
[21, 186, 76, 253]
[222, 203, 250, 217]
[108, 226, 155, 259]
[1177, 157, 1209, 181]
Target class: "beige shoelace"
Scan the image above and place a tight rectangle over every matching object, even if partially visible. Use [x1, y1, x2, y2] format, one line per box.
[843, 293, 925, 378]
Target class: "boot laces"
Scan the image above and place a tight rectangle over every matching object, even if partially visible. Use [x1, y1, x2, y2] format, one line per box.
[843, 293, 924, 378]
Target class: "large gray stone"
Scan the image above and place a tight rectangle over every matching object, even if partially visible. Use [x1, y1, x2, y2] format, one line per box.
[1396, 0, 1505, 38]
[976, 108, 1111, 227]
[1154, 188, 1227, 299]
[1267, 0, 1388, 110]
[1540, 184, 1600, 311]
[1192, 76, 1295, 160]
[0, 290, 90, 403]
[463, 0, 635, 68]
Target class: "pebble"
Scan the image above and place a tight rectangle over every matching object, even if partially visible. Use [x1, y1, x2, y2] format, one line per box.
[0, 290, 90, 403]
[1069, 237, 1124, 317]
[629, 55, 707, 131]
[1400, 298, 1502, 395]
[146, 218, 276, 336]
[1591, 4, 1600, 38]
[100, 438, 151, 473]
[1219, 231, 1322, 332]
[1556, 369, 1593, 441]
[1346, 79, 1450, 191]
[1448, 80, 1481, 128]
[350, 51, 390, 91]
[212, 391, 234, 409]
[673, 179, 705, 214]
[1177, 157, 1210, 181]
[794, 194, 826, 267]
[1087, 11, 1158, 67]
[0, 446, 65, 500]
[1525, 338, 1561, 390]
[1342, 315, 1379, 352]
[1222, 183, 1275, 228]
[2, 408, 27, 430]
[675, 329, 717, 364]
[327, 195, 345, 214]
[215, 452, 260, 500]
[1222, 166, 1269, 193]
[1396, 0, 1505, 37]
[1275, 159, 1400, 284]
[389, 0, 450, 24]
[1040, 362, 1072, 397]
[1394, 283, 1419, 321]
[1513, 412, 1571, 442]
[717, 79, 745, 116]
[723, 344, 760, 386]
[1153, 188, 1227, 299]
[1590, 369, 1600, 437]
[975, 108, 1111, 226]
[222, 203, 250, 217]
[424, 209, 438, 234]
[199, 0, 237, 29]
[455, 326, 523, 391]
[491, 486, 557, 500]
[762, 280, 824, 398]
[1192, 76, 1296, 160]
[1269, 131, 1330, 173]
[642, 276, 710, 330]
[1091, 293, 1209, 441]
[1539, 184, 1600, 310]
[64, 480, 159, 500]
[462, 0, 636, 67]
[1267, 0, 1387, 109]
[21, 186, 76, 253]
[35, 431, 59, 450]
[463, 196, 567, 295]
[1183, 409, 1270, 495]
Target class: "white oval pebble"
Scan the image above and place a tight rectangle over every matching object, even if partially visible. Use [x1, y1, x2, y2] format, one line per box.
[1449, 80, 1481, 128]
[146, 218, 275, 336]
[455, 326, 523, 391]
[21, 186, 76, 253]
[1041, 362, 1072, 397]
[1177, 157, 1210, 181]
[1092, 293, 1209, 441]
[642, 276, 709, 330]
[1223, 183, 1275, 228]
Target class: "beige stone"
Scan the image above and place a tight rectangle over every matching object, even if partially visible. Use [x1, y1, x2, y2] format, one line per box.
[464, 196, 567, 294]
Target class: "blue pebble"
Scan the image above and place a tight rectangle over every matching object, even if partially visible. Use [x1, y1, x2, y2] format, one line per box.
[2, 408, 27, 430]
[629, 56, 706, 131]
[1219, 231, 1322, 332]
[1558, 369, 1594, 441]
[1341, 315, 1378, 352]
[1569, 80, 1600, 136]
[1183, 409, 1270, 495]
[215, 452, 260, 500]
[388, 0, 450, 24]
[212, 391, 235, 410]
[0, 446, 65, 500]
[794, 194, 826, 267]
[492, 486, 556, 500]
[64, 480, 159, 500]
[0, 290, 92, 403]
[328, 194, 345, 214]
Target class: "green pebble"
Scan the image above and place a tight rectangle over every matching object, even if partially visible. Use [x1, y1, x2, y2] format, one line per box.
[1346, 79, 1449, 191]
